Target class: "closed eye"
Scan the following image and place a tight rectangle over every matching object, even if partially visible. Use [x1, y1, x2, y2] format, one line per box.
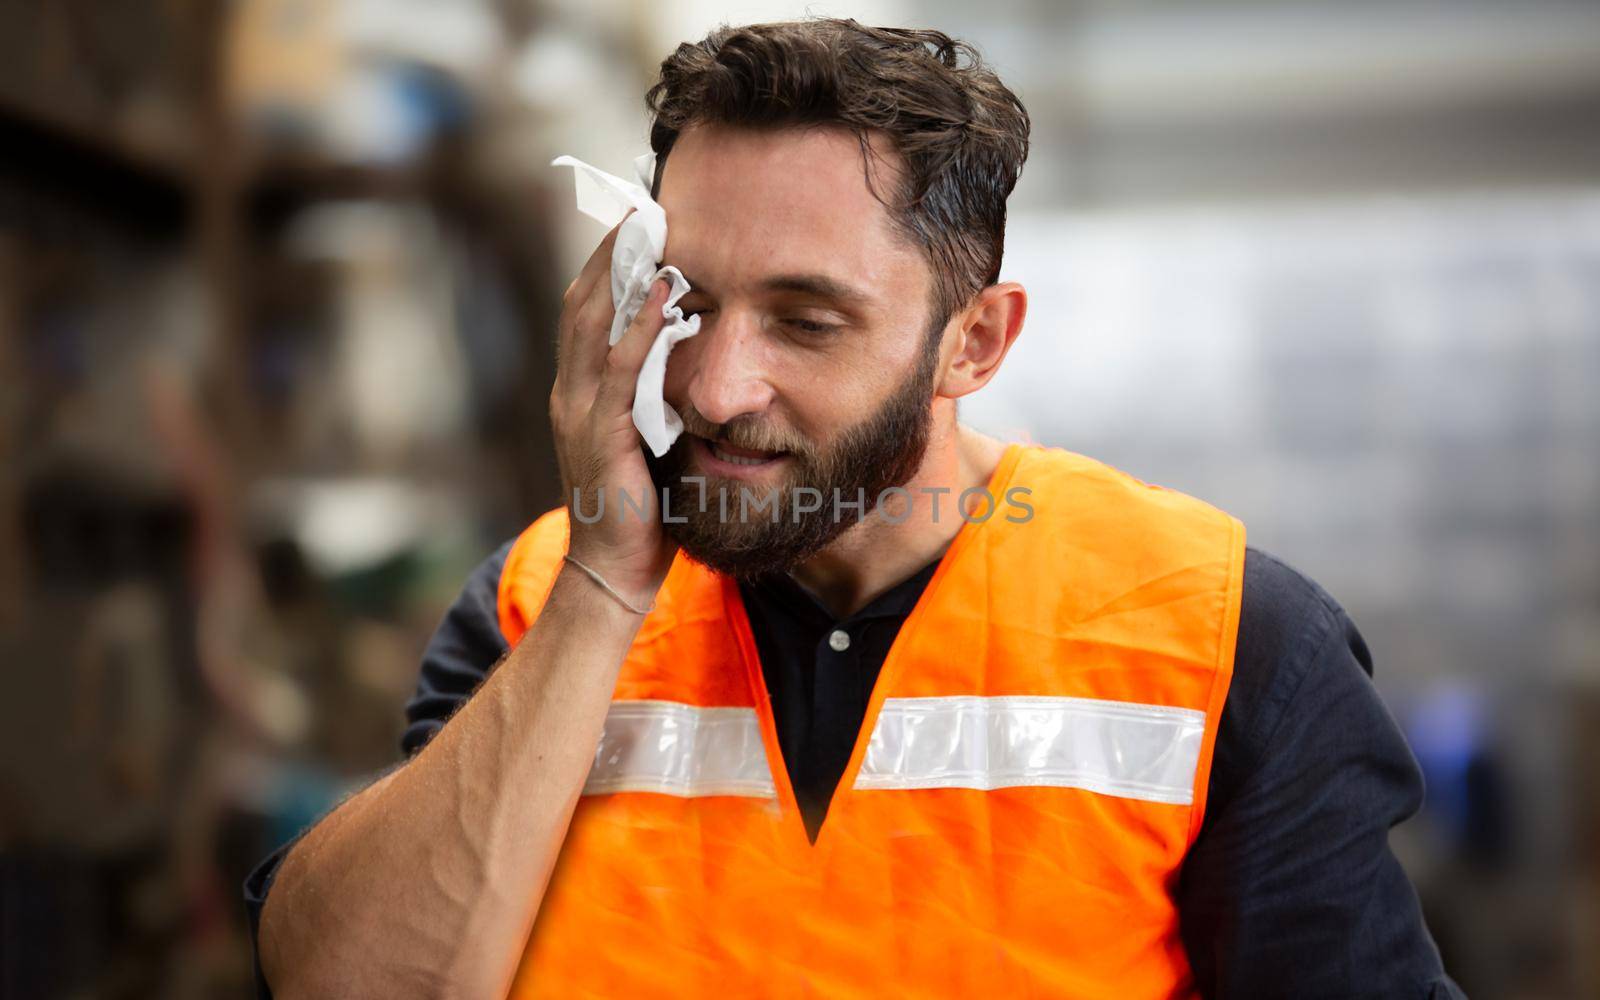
[673, 305, 839, 337]
[783, 317, 841, 336]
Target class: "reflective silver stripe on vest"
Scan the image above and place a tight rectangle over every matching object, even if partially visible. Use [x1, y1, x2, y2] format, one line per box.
[854, 695, 1206, 805]
[584, 700, 776, 798]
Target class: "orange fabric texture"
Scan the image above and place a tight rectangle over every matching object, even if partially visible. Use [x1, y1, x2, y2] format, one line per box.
[498, 444, 1246, 998]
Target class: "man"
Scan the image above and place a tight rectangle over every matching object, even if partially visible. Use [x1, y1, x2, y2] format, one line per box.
[246, 18, 1464, 999]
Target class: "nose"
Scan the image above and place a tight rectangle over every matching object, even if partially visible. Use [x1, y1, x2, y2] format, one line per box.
[675, 310, 776, 427]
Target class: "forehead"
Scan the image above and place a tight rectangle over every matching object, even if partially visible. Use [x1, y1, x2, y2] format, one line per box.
[656, 124, 926, 300]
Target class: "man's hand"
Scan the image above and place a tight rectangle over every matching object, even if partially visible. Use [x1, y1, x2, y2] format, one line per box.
[550, 222, 677, 606]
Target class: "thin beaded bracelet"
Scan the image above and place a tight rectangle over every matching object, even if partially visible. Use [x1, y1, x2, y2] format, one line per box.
[562, 553, 657, 615]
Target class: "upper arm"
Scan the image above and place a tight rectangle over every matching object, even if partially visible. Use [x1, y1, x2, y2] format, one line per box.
[400, 538, 517, 757]
[1178, 548, 1464, 1000]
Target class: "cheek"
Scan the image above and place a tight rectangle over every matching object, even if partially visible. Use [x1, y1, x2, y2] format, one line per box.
[781, 348, 906, 446]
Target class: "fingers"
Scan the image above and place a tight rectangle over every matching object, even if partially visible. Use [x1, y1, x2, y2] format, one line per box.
[592, 278, 669, 417]
[612, 276, 670, 369]
[556, 219, 625, 369]
[569, 218, 625, 306]
[562, 270, 626, 404]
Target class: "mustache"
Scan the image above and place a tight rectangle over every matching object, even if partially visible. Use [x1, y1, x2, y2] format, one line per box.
[676, 404, 809, 456]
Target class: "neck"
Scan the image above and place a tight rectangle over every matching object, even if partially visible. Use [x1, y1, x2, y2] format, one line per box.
[787, 414, 1012, 618]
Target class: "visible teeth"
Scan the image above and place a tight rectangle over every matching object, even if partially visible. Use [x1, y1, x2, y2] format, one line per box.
[712, 443, 774, 466]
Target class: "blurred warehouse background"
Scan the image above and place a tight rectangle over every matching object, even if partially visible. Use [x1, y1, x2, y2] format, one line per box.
[1, 1, 1598, 997]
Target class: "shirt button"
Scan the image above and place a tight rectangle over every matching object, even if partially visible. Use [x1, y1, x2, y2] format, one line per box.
[827, 629, 851, 652]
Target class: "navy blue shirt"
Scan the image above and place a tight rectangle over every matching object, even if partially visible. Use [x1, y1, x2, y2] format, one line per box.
[245, 541, 1465, 999]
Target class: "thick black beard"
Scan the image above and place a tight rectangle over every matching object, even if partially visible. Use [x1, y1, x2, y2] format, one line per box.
[644, 339, 940, 581]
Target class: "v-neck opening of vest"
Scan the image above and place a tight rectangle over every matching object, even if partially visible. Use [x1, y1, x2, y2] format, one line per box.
[723, 441, 1028, 854]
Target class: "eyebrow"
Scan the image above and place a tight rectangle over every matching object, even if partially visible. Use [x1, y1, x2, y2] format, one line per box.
[676, 271, 873, 310]
[760, 273, 873, 308]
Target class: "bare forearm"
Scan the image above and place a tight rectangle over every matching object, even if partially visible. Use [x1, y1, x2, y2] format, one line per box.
[259, 567, 642, 1000]
[259, 218, 678, 998]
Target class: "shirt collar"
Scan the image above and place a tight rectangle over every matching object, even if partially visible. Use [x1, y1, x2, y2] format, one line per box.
[744, 556, 942, 627]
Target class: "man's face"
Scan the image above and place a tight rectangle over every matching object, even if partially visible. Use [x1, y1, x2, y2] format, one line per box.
[644, 124, 947, 579]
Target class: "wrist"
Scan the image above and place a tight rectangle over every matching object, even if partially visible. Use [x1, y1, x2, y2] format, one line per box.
[562, 553, 656, 615]
[564, 538, 671, 600]
[549, 566, 652, 637]
[556, 555, 662, 617]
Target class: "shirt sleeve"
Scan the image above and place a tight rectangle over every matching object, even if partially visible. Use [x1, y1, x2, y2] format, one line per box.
[240, 538, 516, 1000]
[400, 538, 516, 757]
[1178, 547, 1466, 999]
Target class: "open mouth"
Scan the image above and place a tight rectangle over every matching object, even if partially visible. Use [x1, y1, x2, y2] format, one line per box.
[693, 435, 789, 472]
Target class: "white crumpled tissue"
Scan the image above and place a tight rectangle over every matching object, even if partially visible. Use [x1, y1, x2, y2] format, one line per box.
[551, 153, 701, 458]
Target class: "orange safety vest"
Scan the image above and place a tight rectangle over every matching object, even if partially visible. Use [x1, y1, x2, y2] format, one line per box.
[497, 443, 1245, 998]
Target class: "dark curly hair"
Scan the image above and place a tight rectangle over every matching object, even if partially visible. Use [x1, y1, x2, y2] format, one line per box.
[645, 18, 1030, 332]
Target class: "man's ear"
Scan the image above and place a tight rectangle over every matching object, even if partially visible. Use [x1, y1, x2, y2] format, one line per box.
[937, 281, 1028, 399]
